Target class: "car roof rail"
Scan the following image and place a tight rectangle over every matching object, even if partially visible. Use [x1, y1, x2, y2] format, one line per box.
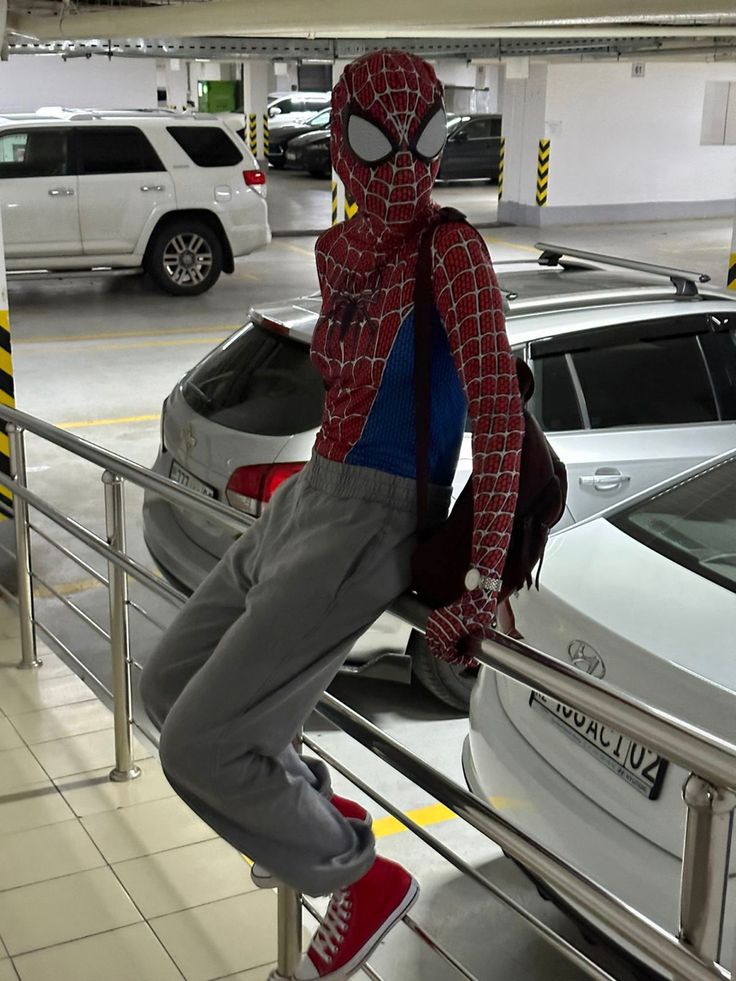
[535, 242, 711, 298]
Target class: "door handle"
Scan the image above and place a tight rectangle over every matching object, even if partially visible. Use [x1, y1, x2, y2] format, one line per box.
[48, 188, 75, 197]
[140, 185, 165, 192]
[579, 469, 632, 492]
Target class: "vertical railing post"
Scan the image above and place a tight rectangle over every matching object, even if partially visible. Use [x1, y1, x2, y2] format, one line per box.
[8, 423, 40, 669]
[102, 470, 141, 783]
[269, 728, 303, 980]
[678, 773, 736, 965]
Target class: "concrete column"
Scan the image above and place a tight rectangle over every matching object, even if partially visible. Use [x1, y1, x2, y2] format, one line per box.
[497, 60, 549, 227]
[729, 218, 736, 291]
[330, 59, 350, 227]
[242, 60, 270, 159]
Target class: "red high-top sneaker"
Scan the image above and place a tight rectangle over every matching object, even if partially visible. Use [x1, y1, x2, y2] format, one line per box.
[294, 856, 419, 980]
[250, 794, 372, 890]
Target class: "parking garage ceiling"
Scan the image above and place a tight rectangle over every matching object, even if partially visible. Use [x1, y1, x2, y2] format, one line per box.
[0, 0, 734, 68]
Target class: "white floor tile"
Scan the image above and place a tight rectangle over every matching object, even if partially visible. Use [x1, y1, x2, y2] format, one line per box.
[0, 819, 104, 891]
[113, 838, 256, 918]
[0, 782, 75, 835]
[150, 891, 278, 981]
[0, 961, 19, 981]
[0, 866, 142, 955]
[0, 719, 22, 752]
[28, 728, 152, 779]
[12, 922, 184, 981]
[55, 759, 175, 817]
[0, 673, 97, 717]
[215, 967, 277, 980]
[10, 699, 114, 745]
[0, 747, 51, 795]
[81, 795, 217, 864]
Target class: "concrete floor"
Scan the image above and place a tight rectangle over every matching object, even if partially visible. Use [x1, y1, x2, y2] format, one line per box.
[6, 184, 735, 980]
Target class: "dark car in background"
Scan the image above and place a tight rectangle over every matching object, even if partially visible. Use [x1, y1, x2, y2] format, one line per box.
[266, 107, 330, 169]
[436, 113, 502, 182]
[287, 127, 331, 176]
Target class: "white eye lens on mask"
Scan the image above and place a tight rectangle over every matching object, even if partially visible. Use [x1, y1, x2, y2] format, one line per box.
[413, 106, 447, 161]
[346, 114, 394, 165]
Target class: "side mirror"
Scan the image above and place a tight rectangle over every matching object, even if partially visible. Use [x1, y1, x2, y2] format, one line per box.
[453, 130, 468, 143]
[269, 106, 282, 118]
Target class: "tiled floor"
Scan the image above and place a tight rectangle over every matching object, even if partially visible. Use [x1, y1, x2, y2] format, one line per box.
[0, 600, 280, 981]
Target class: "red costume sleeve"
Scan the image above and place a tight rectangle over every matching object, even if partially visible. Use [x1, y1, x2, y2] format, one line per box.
[425, 221, 525, 663]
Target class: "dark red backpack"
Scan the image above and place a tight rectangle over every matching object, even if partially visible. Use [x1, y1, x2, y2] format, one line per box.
[410, 210, 568, 610]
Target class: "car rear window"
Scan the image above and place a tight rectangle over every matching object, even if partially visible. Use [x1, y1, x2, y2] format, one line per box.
[182, 323, 325, 436]
[167, 126, 243, 167]
[610, 456, 736, 594]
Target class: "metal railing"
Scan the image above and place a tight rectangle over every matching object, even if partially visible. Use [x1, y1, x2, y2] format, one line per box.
[1, 401, 734, 981]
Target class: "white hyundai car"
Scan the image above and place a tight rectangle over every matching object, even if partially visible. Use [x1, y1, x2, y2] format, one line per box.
[464, 449, 736, 972]
[142, 244, 736, 708]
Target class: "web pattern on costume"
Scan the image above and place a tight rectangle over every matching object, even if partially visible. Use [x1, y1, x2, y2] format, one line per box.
[312, 49, 524, 661]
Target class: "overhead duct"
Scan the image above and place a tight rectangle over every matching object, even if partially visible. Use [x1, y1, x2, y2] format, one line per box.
[6, 0, 736, 43]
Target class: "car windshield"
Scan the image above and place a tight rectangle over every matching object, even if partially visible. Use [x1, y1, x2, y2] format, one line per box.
[308, 109, 331, 128]
[610, 456, 736, 594]
[181, 322, 325, 436]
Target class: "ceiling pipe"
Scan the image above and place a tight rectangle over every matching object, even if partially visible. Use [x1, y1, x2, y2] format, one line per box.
[8, 0, 736, 43]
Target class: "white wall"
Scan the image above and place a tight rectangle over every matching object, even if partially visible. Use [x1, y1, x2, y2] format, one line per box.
[0, 56, 157, 112]
[546, 61, 736, 208]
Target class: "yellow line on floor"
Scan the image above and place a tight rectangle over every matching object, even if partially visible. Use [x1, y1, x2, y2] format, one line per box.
[75, 336, 227, 352]
[57, 413, 160, 429]
[279, 242, 315, 258]
[14, 325, 239, 345]
[372, 802, 457, 838]
[34, 577, 103, 598]
[483, 236, 539, 255]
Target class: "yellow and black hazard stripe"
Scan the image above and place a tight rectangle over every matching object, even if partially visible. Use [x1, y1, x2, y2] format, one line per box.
[728, 250, 736, 291]
[536, 139, 550, 206]
[497, 137, 505, 200]
[0, 308, 14, 518]
[344, 190, 359, 221]
[248, 114, 258, 157]
[331, 181, 339, 226]
[262, 113, 270, 159]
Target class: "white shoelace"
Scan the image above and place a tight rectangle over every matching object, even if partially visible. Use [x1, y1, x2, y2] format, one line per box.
[312, 888, 354, 963]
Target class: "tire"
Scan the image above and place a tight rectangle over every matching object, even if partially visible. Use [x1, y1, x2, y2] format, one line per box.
[145, 218, 223, 296]
[408, 629, 478, 712]
[270, 157, 286, 169]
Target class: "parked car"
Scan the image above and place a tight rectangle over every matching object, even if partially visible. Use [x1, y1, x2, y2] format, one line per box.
[464, 448, 736, 970]
[292, 129, 331, 178]
[142, 244, 736, 707]
[267, 108, 330, 169]
[0, 108, 270, 296]
[436, 114, 502, 183]
[219, 92, 331, 139]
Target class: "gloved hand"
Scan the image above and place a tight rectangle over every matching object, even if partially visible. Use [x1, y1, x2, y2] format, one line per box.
[425, 596, 495, 665]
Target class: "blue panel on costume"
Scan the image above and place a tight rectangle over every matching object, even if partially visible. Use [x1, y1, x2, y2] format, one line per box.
[346, 308, 466, 484]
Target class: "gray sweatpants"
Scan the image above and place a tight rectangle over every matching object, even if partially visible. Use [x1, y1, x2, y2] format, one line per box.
[139, 453, 450, 897]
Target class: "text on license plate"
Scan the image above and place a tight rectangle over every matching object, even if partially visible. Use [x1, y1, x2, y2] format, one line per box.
[529, 692, 667, 800]
[170, 461, 215, 499]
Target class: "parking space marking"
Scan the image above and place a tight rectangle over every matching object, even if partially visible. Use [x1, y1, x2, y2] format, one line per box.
[14, 325, 238, 345]
[35, 577, 103, 598]
[278, 242, 315, 258]
[74, 337, 227, 352]
[483, 237, 538, 255]
[57, 413, 160, 429]
[373, 802, 458, 838]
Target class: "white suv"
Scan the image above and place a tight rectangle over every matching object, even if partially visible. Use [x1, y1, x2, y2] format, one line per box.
[0, 109, 271, 296]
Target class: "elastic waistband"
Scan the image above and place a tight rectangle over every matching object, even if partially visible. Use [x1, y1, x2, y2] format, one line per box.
[302, 453, 452, 518]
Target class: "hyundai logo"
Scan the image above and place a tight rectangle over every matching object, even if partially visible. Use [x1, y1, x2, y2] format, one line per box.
[567, 640, 606, 679]
[182, 424, 197, 450]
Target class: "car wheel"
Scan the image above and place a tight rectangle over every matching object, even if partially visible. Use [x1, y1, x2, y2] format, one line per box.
[146, 219, 223, 296]
[408, 629, 477, 712]
[270, 158, 286, 169]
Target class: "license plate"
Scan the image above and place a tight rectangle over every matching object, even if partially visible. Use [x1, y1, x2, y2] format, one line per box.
[529, 692, 667, 800]
[170, 460, 215, 499]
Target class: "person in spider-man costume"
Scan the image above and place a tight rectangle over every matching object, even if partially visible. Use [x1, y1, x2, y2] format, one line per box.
[140, 49, 523, 981]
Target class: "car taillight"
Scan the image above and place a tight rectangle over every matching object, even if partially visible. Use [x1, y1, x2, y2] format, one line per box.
[243, 169, 266, 186]
[226, 462, 305, 516]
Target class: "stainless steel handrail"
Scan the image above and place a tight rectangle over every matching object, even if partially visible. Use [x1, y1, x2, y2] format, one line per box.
[2, 404, 734, 981]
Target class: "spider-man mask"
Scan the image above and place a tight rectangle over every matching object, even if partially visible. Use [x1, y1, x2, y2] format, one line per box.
[332, 50, 447, 227]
